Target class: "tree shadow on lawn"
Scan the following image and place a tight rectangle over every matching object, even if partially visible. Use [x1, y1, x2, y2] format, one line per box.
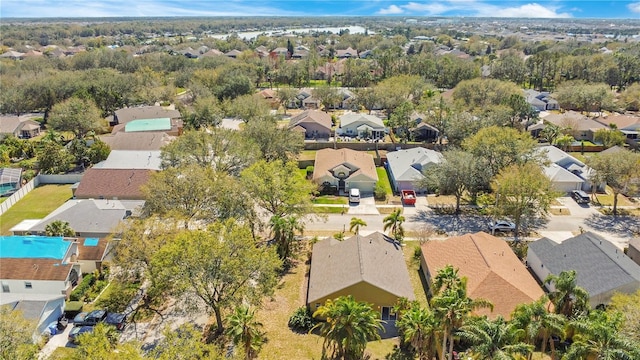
[409, 211, 549, 236]
[584, 213, 640, 237]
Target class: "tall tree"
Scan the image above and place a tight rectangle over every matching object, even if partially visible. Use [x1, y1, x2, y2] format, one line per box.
[150, 220, 281, 335]
[544, 270, 590, 319]
[586, 150, 640, 216]
[241, 160, 315, 218]
[564, 310, 640, 360]
[349, 217, 367, 235]
[184, 97, 224, 129]
[593, 128, 626, 149]
[452, 78, 522, 111]
[269, 214, 304, 266]
[276, 87, 298, 115]
[510, 296, 566, 359]
[608, 290, 640, 343]
[0, 307, 39, 360]
[383, 209, 405, 241]
[48, 97, 105, 139]
[37, 141, 73, 174]
[395, 302, 438, 360]
[149, 324, 223, 360]
[45, 220, 75, 237]
[225, 305, 265, 360]
[243, 118, 304, 162]
[492, 163, 558, 237]
[312, 295, 384, 360]
[457, 316, 533, 360]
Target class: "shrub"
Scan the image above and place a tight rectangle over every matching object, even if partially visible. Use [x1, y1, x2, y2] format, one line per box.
[288, 306, 316, 332]
[412, 246, 422, 261]
[69, 273, 95, 301]
[94, 281, 141, 313]
[374, 182, 387, 201]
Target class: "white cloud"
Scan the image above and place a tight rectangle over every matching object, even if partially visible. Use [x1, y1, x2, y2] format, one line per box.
[629, 2, 640, 13]
[377, 5, 404, 15]
[379, 1, 572, 18]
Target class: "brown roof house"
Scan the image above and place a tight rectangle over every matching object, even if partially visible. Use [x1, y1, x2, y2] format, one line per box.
[307, 232, 414, 322]
[313, 148, 378, 194]
[0, 115, 41, 139]
[100, 131, 175, 151]
[74, 169, 153, 200]
[72, 237, 113, 273]
[288, 110, 332, 139]
[421, 232, 545, 319]
[627, 238, 640, 267]
[0, 236, 82, 299]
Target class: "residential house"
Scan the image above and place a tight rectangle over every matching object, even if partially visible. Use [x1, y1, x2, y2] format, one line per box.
[338, 113, 386, 139]
[74, 169, 153, 200]
[99, 131, 175, 151]
[386, 148, 442, 193]
[421, 232, 545, 319]
[112, 106, 181, 127]
[628, 238, 640, 267]
[336, 47, 358, 58]
[11, 198, 144, 239]
[1, 293, 66, 338]
[225, 49, 242, 58]
[258, 89, 279, 109]
[313, 148, 378, 194]
[0, 236, 81, 299]
[73, 237, 113, 273]
[307, 232, 414, 322]
[524, 89, 560, 111]
[93, 150, 162, 171]
[409, 112, 440, 142]
[542, 111, 606, 142]
[288, 110, 332, 139]
[0, 115, 42, 139]
[537, 145, 602, 192]
[112, 117, 183, 137]
[594, 114, 640, 148]
[199, 49, 224, 58]
[0, 50, 25, 59]
[527, 232, 640, 308]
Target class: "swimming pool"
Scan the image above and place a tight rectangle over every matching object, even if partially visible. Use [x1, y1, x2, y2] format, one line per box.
[0, 183, 17, 196]
[0, 236, 70, 259]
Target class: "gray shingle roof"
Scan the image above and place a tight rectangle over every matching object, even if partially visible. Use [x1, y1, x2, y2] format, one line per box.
[529, 232, 640, 299]
[307, 232, 414, 304]
[386, 147, 442, 182]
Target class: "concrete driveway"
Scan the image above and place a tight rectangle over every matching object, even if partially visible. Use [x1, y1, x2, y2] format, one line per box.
[402, 196, 430, 216]
[347, 196, 379, 215]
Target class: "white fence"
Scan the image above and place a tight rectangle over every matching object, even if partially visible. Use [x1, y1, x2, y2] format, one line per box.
[0, 174, 83, 216]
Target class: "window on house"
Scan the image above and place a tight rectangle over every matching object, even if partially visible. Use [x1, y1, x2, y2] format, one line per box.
[1, 283, 9, 293]
[25, 282, 32, 289]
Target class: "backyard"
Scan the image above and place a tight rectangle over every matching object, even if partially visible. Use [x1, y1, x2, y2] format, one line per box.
[0, 184, 72, 235]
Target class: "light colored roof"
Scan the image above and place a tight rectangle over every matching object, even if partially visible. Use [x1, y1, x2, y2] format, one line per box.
[529, 232, 640, 300]
[0, 116, 40, 135]
[0, 167, 22, 185]
[387, 147, 442, 182]
[312, 149, 377, 183]
[114, 106, 181, 124]
[100, 131, 175, 151]
[538, 145, 585, 167]
[288, 110, 332, 131]
[26, 199, 143, 235]
[421, 232, 545, 319]
[543, 112, 606, 131]
[308, 232, 414, 303]
[340, 113, 385, 130]
[94, 150, 162, 170]
[543, 164, 584, 183]
[595, 114, 640, 131]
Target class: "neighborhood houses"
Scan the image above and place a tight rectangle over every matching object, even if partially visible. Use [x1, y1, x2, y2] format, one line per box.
[1, 14, 640, 360]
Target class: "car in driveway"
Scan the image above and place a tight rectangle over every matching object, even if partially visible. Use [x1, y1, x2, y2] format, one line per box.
[68, 326, 94, 344]
[105, 312, 127, 331]
[488, 220, 516, 233]
[571, 190, 590, 204]
[73, 310, 107, 326]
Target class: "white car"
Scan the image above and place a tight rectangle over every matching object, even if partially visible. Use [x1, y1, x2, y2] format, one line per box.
[488, 220, 516, 233]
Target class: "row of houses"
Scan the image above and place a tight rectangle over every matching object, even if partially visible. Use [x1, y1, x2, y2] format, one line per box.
[307, 231, 640, 322]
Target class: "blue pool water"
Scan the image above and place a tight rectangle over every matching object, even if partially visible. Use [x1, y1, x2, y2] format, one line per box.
[84, 238, 99, 247]
[0, 236, 70, 259]
[0, 183, 17, 196]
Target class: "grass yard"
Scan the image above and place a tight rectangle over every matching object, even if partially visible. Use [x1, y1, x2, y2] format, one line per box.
[376, 167, 393, 194]
[550, 208, 571, 216]
[256, 254, 401, 360]
[378, 206, 403, 214]
[0, 184, 72, 235]
[298, 150, 317, 161]
[0, 197, 7, 204]
[426, 194, 459, 206]
[312, 196, 347, 205]
[402, 242, 429, 307]
[313, 206, 345, 214]
[592, 189, 635, 207]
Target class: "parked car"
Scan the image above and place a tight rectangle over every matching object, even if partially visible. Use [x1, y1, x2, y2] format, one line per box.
[349, 188, 360, 204]
[105, 312, 127, 331]
[68, 326, 94, 344]
[571, 190, 590, 204]
[73, 310, 107, 326]
[488, 220, 516, 233]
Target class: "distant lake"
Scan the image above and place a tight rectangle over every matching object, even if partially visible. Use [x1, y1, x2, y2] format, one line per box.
[209, 25, 368, 40]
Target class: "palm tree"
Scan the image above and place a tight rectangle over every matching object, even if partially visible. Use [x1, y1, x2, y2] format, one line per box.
[45, 220, 75, 237]
[510, 296, 566, 359]
[225, 305, 265, 360]
[564, 310, 640, 360]
[457, 316, 533, 360]
[383, 209, 405, 241]
[349, 217, 367, 235]
[544, 270, 590, 319]
[312, 295, 384, 360]
[396, 303, 438, 360]
[430, 266, 493, 360]
[269, 215, 304, 265]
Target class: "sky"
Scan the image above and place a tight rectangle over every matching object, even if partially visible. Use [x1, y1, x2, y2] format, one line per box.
[1, 1, 640, 19]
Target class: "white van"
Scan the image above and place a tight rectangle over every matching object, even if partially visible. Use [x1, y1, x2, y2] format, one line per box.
[349, 188, 360, 204]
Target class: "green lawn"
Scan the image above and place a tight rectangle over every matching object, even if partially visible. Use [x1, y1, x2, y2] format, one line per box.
[0, 197, 7, 204]
[298, 150, 317, 161]
[0, 185, 72, 235]
[313, 206, 345, 214]
[376, 167, 393, 194]
[312, 196, 347, 205]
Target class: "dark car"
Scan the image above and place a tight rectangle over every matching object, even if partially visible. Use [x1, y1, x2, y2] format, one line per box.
[73, 309, 107, 326]
[68, 326, 94, 344]
[571, 190, 590, 204]
[105, 312, 127, 331]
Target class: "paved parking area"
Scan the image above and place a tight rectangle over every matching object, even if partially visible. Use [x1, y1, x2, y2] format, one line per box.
[38, 323, 73, 359]
[347, 196, 379, 215]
